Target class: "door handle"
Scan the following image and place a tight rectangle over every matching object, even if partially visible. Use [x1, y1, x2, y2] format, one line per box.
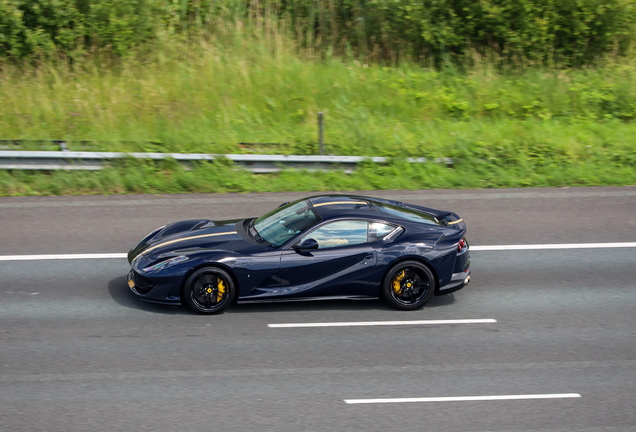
[364, 254, 374, 260]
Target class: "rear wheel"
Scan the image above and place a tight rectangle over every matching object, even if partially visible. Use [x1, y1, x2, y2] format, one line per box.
[183, 267, 235, 314]
[383, 261, 435, 311]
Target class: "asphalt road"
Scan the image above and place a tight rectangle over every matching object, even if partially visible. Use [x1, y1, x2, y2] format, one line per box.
[1, 187, 636, 432]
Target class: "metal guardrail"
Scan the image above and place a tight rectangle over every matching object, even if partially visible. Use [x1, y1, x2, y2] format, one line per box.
[0, 151, 453, 173]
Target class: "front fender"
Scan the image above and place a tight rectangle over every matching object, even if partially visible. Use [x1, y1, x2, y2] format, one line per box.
[163, 251, 244, 299]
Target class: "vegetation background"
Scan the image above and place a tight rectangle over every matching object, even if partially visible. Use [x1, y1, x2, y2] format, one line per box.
[1, 0, 636, 195]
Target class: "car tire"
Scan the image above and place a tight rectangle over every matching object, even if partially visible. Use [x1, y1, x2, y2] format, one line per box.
[183, 267, 236, 314]
[383, 260, 435, 311]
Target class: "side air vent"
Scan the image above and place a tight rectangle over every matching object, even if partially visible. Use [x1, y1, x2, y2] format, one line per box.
[155, 220, 208, 239]
[191, 220, 215, 231]
[131, 271, 155, 295]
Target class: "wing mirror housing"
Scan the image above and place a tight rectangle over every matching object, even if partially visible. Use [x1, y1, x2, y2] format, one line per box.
[293, 238, 319, 251]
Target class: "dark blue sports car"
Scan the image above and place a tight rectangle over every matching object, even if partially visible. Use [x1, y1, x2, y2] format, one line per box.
[127, 195, 470, 314]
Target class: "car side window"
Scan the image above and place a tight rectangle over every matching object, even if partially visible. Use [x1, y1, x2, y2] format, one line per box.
[368, 222, 397, 242]
[300, 220, 368, 249]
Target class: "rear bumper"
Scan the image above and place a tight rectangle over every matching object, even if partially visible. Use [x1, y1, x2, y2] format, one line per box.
[436, 269, 471, 296]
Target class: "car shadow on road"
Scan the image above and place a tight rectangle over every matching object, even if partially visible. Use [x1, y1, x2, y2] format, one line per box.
[427, 292, 457, 308]
[228, 299, 390, 314]
[108, 274, 456, 315]
[226, 292, 456, 315]
[107, 275, 189, 315]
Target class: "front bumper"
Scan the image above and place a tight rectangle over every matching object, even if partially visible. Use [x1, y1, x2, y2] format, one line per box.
[436, 268, 471, 296]
[127, 270, 181, 305]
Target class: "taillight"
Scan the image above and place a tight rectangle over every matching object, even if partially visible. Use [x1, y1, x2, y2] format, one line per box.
[458, 237, 467, 252]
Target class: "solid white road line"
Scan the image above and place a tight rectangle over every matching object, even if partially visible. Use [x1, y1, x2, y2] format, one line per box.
[1, 242, 635, 261]
[471, 242, 636, 251]
[344, 393, 582, 404]
[0, 253, 127, 261]
[268, 319, 496, 328]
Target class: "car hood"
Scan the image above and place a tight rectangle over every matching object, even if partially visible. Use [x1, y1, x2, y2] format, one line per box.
[128, 218, 256, 265]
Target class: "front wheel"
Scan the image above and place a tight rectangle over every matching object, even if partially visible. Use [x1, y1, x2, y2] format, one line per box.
[383, 261, 435, 311]
[183, 267, 236, 314]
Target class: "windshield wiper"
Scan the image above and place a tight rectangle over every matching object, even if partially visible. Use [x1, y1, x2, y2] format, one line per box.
[247, 218, 266, 243]
[244, 218, 256, 239]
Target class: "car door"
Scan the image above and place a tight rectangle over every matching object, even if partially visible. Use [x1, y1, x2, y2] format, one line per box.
[278, 220, 378, 298]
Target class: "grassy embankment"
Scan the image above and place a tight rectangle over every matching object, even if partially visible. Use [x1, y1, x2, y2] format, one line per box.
[1, 30, 636, 195]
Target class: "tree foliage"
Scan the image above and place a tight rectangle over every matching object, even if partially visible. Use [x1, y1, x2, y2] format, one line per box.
[1, 0, 635, 63]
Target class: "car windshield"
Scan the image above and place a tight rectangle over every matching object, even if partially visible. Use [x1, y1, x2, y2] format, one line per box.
[253, 200, 320, 247]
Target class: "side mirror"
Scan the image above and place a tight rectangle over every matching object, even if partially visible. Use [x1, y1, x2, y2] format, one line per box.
[293, 238, 319, 251]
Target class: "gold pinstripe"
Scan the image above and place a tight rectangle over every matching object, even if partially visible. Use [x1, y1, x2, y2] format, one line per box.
[447, 218, 463, 225]
[313, 201, 367, 207]
[138, 231, 238, 257]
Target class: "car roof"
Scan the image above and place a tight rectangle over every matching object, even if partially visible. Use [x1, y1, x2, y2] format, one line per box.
[306, 194, 446, 226]
[308, 195, 370, 216]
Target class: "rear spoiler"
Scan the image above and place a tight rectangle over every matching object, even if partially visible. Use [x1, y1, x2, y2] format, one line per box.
[403, 203, 464, 228]
[439, 213, 466, 231]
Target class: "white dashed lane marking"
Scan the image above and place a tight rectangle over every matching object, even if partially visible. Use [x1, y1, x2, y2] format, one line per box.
[471, 242, 636, 251]
[0, 253, 127, 261]
[344, 393, 582, 404]
[268, 319, 497, 328]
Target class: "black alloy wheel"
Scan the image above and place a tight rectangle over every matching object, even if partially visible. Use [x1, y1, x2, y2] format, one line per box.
[383, 260, 435, 310]
[183, 267, 236, 314]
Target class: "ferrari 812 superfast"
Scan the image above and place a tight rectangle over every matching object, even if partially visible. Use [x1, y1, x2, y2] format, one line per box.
[127, 195, 471, 314]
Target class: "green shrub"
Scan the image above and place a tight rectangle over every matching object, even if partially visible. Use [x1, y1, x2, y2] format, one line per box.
[0, 0, 85, 58]
[376, 0, 636, 63]
[1, 0, 635, 63]
[82, 0, 157, 57]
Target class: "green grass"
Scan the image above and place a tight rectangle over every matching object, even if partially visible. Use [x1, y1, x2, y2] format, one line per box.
[1, 27, 635, 195]
[1, 157, 635, 197]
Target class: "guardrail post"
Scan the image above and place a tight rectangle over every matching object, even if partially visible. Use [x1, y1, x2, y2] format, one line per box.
[318, 112, 324, 155]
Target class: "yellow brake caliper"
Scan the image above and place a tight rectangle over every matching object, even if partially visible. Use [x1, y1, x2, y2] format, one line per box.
[392, 270, 405, 295]
[217, 277, 226, 303]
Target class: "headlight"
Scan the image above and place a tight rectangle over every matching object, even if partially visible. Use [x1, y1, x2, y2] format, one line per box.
[143, 256, 189, 272]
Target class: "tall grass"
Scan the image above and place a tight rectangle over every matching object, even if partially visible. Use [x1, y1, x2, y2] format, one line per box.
[2, 156, 636, 197]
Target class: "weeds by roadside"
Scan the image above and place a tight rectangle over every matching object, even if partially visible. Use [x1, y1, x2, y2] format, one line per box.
[1, 156, 634, 197]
